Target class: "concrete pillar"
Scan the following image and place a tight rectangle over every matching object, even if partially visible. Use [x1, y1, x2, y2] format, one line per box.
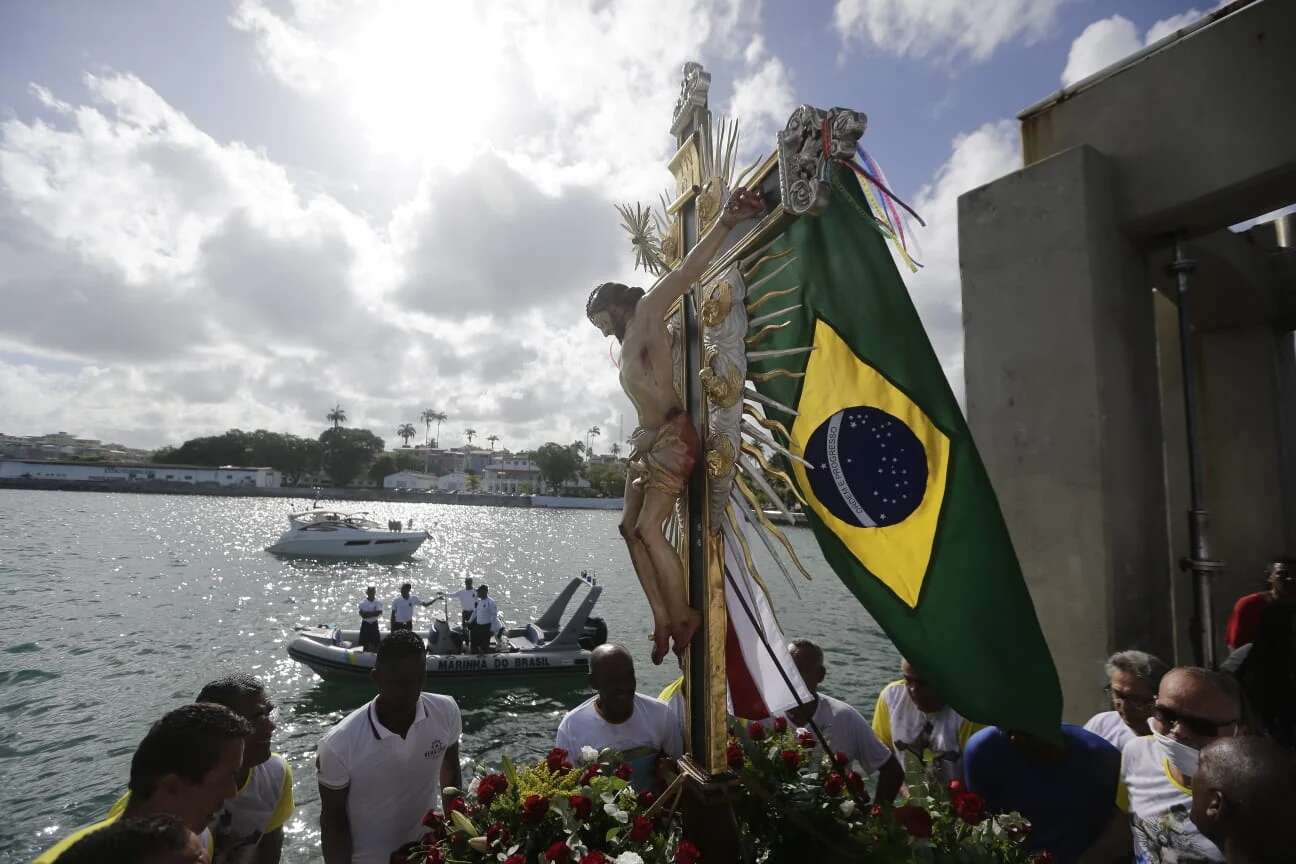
[960, 145, 1174, 721]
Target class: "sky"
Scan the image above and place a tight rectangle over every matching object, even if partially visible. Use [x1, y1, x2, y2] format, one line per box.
[0, 0, 1232, 453]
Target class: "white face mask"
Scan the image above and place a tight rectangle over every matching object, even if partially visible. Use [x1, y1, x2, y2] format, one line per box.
[1152, 728, 1200, 777]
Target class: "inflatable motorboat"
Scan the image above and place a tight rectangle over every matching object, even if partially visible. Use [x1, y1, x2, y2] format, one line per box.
[267, 509, 427, 559]
[287, 575, 609, 681]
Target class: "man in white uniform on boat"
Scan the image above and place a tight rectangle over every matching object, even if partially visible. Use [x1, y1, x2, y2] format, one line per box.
[468, 585, 498, 655]
[448, 578, 478, 629]
[358, 587, 382, 652]
[390, 583, 432, 633]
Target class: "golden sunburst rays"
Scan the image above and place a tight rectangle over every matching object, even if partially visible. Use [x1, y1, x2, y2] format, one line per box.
[741, 404, 794, 442]
[748, 368, 805, 384]
[744, 386, 797, 418]
[720, 504, 787, 615]
[702, 115, 740, 191]
[740, 246, 794, 281]
[745, 320, 791, 348]
[614, 201, 667, 275]
[731, 476, 814, 582]
[740, 442, 807, 507]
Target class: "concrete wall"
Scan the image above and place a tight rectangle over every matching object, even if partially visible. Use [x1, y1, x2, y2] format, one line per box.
[1020, 0, 1296, 240]
[960, 145, 1174, 719]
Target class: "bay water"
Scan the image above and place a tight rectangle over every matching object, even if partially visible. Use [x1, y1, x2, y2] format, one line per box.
[0, 489, 899, 863]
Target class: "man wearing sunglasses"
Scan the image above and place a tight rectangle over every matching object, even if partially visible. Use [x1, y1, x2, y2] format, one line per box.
[1117, 666, 1241, 863]
[1224, 558, 1295, 651]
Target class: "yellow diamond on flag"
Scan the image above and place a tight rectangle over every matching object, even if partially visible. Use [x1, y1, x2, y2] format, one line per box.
[789, 319, 951, 608]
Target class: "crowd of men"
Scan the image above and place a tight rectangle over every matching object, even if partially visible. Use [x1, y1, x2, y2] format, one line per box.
[33, 558, 1296, 864]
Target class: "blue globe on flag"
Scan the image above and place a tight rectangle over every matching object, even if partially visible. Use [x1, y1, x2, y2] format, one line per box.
[803, 406, 927, 528]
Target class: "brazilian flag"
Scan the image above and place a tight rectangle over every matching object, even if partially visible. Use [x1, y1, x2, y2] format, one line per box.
[747, 166, 1061, 737]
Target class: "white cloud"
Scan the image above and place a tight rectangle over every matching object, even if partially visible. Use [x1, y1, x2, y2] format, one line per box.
[1061, 5, 1222, 87]
[3, 1, 798, 454]
[728, 56, 796, 165]
[833, 0, 1063, 63]
[903, 120, 1021, 400]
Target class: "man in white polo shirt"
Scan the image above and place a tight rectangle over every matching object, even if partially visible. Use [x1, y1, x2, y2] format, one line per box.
[872, 657, 982, 782]
[449, 577, 478, 628]
[390, 583, 433, 632]
[556, 644, 681, 793]
[317, 630, 461, 864]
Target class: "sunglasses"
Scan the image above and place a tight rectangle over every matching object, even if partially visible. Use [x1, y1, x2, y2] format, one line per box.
[1152, 704, 1236, 738]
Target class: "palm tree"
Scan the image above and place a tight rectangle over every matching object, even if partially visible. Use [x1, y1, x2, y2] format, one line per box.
[397, 423, 417, 447]
[486, 434, 499, 452]
[465, 428, 477, 447]
[326, 404, 347, 429]
[432, 410, 447, 447]
[610, 442, 621, 459]
[586, 425, 601, 456]
[419, 409, 437, 446]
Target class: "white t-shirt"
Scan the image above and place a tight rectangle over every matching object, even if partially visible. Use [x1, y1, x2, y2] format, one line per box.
[471, 596, 498, 628]
[1084, 710, 1138, 752]
[358, 599, 382, 622]
[391, 595, 423, 624]
[871, 680, 978, 781]
[1119, 735, 1224, 864]
[211, 754, 294, 860]
[317, 694, 461, 864]
[555, 694, 683, 792]
[779, 694, 892, 775]
[450, 589, 478, 614]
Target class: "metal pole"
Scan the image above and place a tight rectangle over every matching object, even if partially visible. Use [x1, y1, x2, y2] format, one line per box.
[1169, 239, 1221, 668]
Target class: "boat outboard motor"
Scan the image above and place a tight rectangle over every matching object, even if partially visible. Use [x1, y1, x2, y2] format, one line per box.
[428, 619, 460, 654]
[579, 617, 608, 650]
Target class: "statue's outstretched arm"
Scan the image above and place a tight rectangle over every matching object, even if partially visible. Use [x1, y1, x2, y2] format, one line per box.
[638, 188, 764, 320]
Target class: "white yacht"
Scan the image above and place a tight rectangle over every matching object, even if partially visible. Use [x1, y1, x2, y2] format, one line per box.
[265, 509, 427, 559]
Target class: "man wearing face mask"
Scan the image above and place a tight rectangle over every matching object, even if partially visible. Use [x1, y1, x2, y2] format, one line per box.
[1117, 666, 1242, 864]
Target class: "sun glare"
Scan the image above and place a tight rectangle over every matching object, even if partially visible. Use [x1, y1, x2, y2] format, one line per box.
[340, 2, 504, 162]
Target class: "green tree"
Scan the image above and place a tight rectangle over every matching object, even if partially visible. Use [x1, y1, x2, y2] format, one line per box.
[326, 404, 347, 429]
[465, 428, 477, 447]
[466, 473, 481, 492]
[586, 425, 601, 455]
[486, 434, 499, 452]
[319, 427, 384, 487]
[534, 442, 580, 493]
[368, 453, 400, 487]
[419, 408, 437, 445]
[397, 423, 417, 447]
[587, 462, 627, 497]
[609, 442, 621, 459]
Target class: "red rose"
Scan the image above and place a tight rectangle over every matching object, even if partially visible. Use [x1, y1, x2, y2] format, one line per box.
[833, 751, 850, 769]
[504, 857, 526, 864]
[522, 794, 550, 823]
[947, 779, 964, 795]
[569, 794, 593, 819]
[639, 791, 656, 809]
[546, 747, 573, 773]
[773, 716, 788, 733]
[580, 765, 601, 785]
[421, 810, 443, 829]
[797, 730, 816, 749]
[845, 771, 866, 797]
[1032, 854, 1055, 864]
[726, 741, 744, 769]
[477, 775, 506, 806]
[486, 823, 510, 848]
[421, 847, 444, 864]
[869, 804, 884, 818]
[444, 797, 466, 815]
[952, 790, 987, 825]
[614, 763, 633, 781]
[628, 815, 654, 842]
[893, 805, 933, 839]
[779, 749, 801, 770]
[545, 840, 571, 863]
[580, 854, 608, 864]
[823, 772, 845, 796]
[747, 721, 766, 741]
[675, 839, 702, 864]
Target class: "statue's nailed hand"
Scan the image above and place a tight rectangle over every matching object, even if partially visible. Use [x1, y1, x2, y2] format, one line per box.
[720, 187, 766, 228]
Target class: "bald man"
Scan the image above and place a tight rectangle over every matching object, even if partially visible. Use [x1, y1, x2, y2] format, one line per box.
[1117, 667, 1242, 863]
[872, 657, 982, 782]
[1191, 736, 1296, 863]
[555, 644, 682, 792]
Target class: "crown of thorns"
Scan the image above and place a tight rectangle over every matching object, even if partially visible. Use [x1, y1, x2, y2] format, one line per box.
[586, 282, 641, 321]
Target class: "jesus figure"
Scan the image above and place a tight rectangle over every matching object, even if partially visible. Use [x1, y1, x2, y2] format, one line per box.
[586, 187, 766, 664]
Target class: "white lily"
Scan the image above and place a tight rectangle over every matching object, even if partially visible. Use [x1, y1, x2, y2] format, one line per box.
[604, 801, 630, 824]
[614, 853, 644, 864]
[580, 745, 599, 764]
[839, 799, 856, 817]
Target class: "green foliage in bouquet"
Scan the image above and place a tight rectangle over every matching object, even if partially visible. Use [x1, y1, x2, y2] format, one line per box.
[400, 747, 700, 864]
[725, 719, 1052, 864]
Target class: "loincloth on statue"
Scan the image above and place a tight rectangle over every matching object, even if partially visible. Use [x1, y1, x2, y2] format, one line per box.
[627, 411, 700, 496]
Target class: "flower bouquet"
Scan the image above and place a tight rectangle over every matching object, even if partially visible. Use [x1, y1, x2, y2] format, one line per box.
[725, 719, 1049, 863]
[398, 746, 699, 864]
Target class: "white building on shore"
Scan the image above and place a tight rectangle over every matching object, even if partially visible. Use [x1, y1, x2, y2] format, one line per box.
[383, 471, 439, 491]
[0, 459, 280, 487]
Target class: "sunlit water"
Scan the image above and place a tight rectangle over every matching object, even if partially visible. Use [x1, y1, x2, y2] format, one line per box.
[0, 490, 899, 863]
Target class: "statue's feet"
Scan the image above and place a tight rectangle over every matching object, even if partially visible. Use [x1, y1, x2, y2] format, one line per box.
[670, 608, 703, 659]
[650, 625, 672, 666]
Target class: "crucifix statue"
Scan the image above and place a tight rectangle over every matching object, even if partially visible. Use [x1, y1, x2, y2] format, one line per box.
[586, 186, 765, 666]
